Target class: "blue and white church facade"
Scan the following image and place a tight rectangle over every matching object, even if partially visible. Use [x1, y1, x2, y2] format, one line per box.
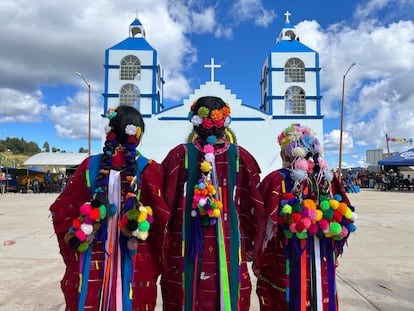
[102, 12, 324, 176]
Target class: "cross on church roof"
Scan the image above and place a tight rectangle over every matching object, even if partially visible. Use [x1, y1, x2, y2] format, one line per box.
[284, 11, 291, 24]
[204, 57, 221, 82]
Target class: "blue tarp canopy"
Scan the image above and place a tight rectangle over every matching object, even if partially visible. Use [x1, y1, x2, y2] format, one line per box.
[378, 148, 414, 166]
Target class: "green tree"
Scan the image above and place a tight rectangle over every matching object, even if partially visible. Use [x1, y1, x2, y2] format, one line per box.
[43, 141, 50, 152]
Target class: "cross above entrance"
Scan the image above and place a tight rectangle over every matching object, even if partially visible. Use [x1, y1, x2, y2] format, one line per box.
[284, 11, 291, 24]
[204, 57, 221, 82]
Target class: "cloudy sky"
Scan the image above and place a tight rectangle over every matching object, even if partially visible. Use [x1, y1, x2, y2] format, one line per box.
[1, 0, 414, 169]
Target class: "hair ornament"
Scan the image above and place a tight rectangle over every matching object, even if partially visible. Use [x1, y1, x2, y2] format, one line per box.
[107, 108, 117, 120]
[189, 102, 231, 129]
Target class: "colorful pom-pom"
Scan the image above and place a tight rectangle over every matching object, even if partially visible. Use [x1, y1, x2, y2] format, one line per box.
[282, 204, 292, 214]
[138, 220, 150, 232]
[80, 202, 92, 215]
[77, 242, 89, 252]
[329, 222, 342, 235]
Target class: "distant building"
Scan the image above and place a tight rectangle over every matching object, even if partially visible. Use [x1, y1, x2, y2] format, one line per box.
[102, 12, 324, 176]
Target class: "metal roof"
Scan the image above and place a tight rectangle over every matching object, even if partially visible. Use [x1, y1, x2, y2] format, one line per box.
[23, 152, 88, 167]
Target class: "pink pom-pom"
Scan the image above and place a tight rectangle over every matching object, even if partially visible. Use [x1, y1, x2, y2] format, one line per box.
[289, 223, 297, 233]
[308, 223, 319, 235]
[80, 203, 92, 216]
[308, 209, 316, 220]
[75, 229, 86, 242]
[203, 144, 214, 154]
[301, 217, 311, 229]
[339, 226, 349, 238]
[318, 157, 328, 170]
[319, 218, 329, 232]
[295, 159, 308, 171]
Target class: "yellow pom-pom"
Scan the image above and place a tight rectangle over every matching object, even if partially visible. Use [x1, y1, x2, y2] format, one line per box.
[200, 161, 212, 172]
[324, 232, 333, 238]
[138, 212, 147, 223]
[329, 199, 339, 210]
[345, 208, 352, 219]
[145, 206, 153, 216]
[315, 209, 323, 221]
[213, 209, 220, 217]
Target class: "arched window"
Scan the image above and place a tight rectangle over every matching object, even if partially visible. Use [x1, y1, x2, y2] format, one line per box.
[120, 55, 141, 80]
[119, 83, 140, 109]
[285, 86, 305, 114]
[284, 58, 305, 82]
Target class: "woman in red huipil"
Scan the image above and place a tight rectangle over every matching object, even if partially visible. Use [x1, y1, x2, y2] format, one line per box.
[254, 124, 357, 311]
[50, 105, 170, 311]
[161, 96, 264, 311]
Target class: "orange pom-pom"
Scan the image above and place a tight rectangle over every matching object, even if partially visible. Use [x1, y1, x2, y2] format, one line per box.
[337, 202, 348, 215]
[303, 199, 316, 210]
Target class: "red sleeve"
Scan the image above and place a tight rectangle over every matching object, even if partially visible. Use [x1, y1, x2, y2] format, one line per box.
[140, 161, 171, 272]
[161, 144, 187, 209]
[254, 170, 284, 269]
[236, 146, 264, 257]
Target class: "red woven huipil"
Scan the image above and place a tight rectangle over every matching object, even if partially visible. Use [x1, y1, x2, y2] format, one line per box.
[50, 152, 170, 311]
[254, 169, 352, 311]
[161, 142, 263, 311]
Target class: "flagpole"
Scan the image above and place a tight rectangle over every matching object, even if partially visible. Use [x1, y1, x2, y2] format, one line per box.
[386, 134, 390, 157]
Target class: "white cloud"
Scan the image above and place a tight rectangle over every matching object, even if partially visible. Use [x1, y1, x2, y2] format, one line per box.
[296, 15, 414, 156]
[231, 0, 276, 27]
[0, 88, 46, 123]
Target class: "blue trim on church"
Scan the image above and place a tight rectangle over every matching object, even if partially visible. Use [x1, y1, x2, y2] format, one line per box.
[315, 53, 322, 116]
[152, 51, 157, 114]
[268, 53, 273, 115]
[109, 37, 155, 51]
[272, 40, 315, 53]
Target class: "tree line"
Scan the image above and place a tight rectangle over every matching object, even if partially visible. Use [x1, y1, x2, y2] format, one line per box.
[0, 137, 88, 155]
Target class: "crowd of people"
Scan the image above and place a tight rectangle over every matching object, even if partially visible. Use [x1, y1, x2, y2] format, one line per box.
[8, 171, 71, 194]
[50, 98, 357, 311]
[340, 168, 413, 193]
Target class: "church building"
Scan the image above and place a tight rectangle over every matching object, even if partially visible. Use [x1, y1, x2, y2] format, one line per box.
[102, 11, 324, 176]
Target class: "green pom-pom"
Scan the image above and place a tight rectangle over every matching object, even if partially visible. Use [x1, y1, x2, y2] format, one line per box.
[329, 222, 342, 235]
[292, 202, 302, 213]
[323, 209, 334, 220]
[320, 200, 330, 211]
[282, 204, 292, 214]
[126, 209, 139, 221]
[296, 231, 308, 239]
[284, 230, 293, 239]
[138, 220, 150, 232]
[99, 204, 106, 219]
[198, 107, 210, 118]
[77, 242, 89, 252]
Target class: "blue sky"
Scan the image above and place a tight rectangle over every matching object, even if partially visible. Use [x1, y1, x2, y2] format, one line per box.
[1, 0, 414, 170]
